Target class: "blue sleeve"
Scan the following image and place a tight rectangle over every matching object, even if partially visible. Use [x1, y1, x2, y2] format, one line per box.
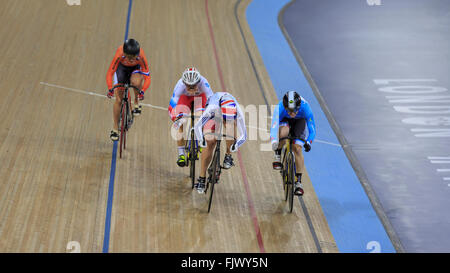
[270, 102, 284, 142]
[303, 103, 316, 143]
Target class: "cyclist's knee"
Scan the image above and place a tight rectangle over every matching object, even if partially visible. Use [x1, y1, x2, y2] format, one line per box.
[178, 123, 184, 132]
[293, 144, 303, 154]
[206, 141, 216, 150]
[114, 89, 124, 101]
[279, 126, 289, 138]
[130, 73, 143, 87]
[114, 94, 122, 104]
[205, 135, 215, 144]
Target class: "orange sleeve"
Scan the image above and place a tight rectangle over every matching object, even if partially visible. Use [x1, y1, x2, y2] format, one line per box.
[138, 49, 151, 92]
[106, 46, 123, 90]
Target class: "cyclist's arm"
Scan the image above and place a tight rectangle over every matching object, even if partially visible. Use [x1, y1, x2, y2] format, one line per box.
[168, 82, 183, 121]
[200, 77, 214, 99]
[106, 47, 123, 90]
[138, 49, 151, 92]
[234, 104, 247, 149]
[304, 104, 316, 143]
[269, 102, 283, 143]
[194, 106, 214, 142]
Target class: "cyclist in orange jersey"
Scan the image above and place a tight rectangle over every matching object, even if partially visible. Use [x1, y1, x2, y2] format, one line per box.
[106, 39, 151, 141]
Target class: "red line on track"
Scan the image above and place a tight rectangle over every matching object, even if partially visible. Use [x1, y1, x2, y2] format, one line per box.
[205, 0, 265, 253]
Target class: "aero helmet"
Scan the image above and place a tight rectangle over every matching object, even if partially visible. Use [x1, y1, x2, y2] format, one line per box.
[282, 91, 301, 113]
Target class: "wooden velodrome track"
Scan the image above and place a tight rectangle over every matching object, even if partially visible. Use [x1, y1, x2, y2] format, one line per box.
[0, 0, 338, 253]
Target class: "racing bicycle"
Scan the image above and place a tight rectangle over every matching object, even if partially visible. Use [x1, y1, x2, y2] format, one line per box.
[279, 135, 306, 213]
[203, 132, 236, 213]
[110, 84, 140, 159]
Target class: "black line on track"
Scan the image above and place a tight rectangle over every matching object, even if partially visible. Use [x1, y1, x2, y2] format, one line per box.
[234, 0, 322, 253]
[277, 0, 405, 253]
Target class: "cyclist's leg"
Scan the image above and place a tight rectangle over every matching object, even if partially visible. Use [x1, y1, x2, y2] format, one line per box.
[223, 119, 237, 169]
[292, 141, 305, 196]
[221, 101, 237, 153]
[130, 70, 144, 108]
[113, 64, 132, 130]
[174, 95, 192, 166]
[199, 119, 216, 178]
[292, 143, 304, 173]
[224, 119, 236, 153]
[273, 121, 290, 169]
[113, 87, 126, 130]
[112, 65, 131, 132]
[278, 120, 290, 148]
[291, 118, 307, 195]
[291, 118, 306, 174]
[192, 93, 206, 124]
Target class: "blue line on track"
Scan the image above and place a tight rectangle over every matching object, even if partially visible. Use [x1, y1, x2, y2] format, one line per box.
[102, 0, 133, 254]
[124, 0, 133, 42]
[103, 141, 118, 253]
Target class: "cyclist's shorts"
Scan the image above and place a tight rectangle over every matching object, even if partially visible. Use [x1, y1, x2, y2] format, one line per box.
[113, 63, 142, 86]
[220, 100, 237, 120]
[175, 93, 208, 115]
[203, 119, 216, 133]
[280, 118, 307, 145]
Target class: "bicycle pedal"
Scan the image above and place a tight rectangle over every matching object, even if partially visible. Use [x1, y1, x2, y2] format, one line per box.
[209, 177, 219, 184]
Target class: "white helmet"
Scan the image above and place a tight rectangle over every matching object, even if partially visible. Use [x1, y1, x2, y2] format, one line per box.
[182, 67, 201, 86]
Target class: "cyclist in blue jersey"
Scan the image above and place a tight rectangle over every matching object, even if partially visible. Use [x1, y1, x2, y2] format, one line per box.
[270, 91, 316, 196]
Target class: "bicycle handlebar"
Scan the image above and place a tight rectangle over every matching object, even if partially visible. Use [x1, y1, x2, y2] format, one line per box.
[204, 132, 236, 141]
[175, 113, 202, 121]
[110, 84, 141, 92]
[279, 136, 306, 143]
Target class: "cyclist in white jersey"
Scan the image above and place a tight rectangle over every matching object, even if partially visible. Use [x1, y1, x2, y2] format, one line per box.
[168, 67, 214, 167]
[193, 92, 247, 193]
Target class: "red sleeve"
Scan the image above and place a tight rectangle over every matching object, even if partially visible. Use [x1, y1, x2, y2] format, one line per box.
[138, 49, 151, 92]
[106, 46, 123, 90]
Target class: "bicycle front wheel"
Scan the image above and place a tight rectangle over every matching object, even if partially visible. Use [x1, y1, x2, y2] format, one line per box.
[119, 102, 126, 159]
[288, 152, 295, 213]
[190, 142, 196, 189]
[207, 149, 220, 213]
[190, 115, 196, 189]
[280, 148, 289, 201]
[282, 158, 289, 202]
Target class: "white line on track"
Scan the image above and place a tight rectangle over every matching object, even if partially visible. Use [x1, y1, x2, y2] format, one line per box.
[39, 82, 167, 111]
[40, 81, 342, 148]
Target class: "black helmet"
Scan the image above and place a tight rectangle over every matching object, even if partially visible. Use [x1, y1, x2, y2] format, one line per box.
[123, 39, 140, 56]
[282, 91, 301, 113]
